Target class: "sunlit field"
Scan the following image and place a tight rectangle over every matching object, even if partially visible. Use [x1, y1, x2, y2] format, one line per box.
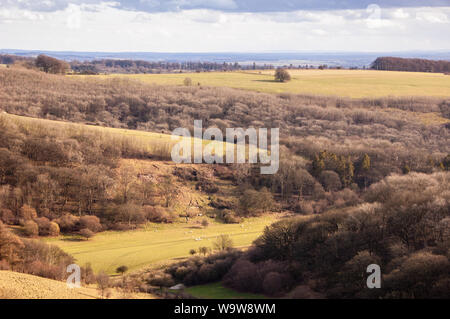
[86, 69, 450, 98]
[46, 215, 280, 274]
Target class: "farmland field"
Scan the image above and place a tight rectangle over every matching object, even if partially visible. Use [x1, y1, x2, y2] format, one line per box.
[87, 69, 450, 98]
[46, 215, 280, 274]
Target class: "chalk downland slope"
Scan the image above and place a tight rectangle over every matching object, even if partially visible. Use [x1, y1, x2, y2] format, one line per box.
[0, 271, 156, 299]
[0, 271, 97, 299]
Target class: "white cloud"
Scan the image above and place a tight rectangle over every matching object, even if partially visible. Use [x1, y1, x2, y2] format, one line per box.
[180, 0, 237, 10]
[391, 8, 410, 19]
[138, 0, 237, 11]
[416, 11, 449, 23]
[0, 5, 449, 52]
[0, 6, 44, 23]
[66, 4, 82, 29]
[311, 29, 327, 36]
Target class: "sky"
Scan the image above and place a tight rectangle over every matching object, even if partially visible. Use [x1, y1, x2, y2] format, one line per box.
[0, 0, 449, 52]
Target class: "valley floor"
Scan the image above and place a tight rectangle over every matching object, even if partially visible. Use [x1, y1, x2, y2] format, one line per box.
[46, 215, 281, 274]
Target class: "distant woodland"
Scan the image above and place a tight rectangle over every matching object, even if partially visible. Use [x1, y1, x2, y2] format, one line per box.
[70, 59, 276, 74]
[372, 57, 450, 73]
[0, 54, 275, 74]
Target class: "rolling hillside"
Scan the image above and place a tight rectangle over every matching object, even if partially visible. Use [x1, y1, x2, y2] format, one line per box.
[0, 271, 156, 299]
[0, 271, 97, 299]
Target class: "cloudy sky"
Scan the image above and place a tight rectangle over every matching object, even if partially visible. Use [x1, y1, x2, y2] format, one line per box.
[0, 0, 449, 52]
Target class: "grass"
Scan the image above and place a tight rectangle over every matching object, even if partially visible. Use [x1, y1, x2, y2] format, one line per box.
[185, 282, 266, 299]
[3, 113, 174, 153]
[85, 69, 450, 98]
[2, 113, 244, 160]
[0, 271, 97, 299]
[46, 215, 279, 274]
[0, 271, 156, 299]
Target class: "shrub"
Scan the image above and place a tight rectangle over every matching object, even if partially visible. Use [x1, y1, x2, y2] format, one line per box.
[210, 197, 234, 210]
[79, 228, 95, 240]
[35, 54, 70, 74]
[165, 250, 242, 286]
[293, 201, 314, 215]
[223, 259, 260, 292]
[213, 234, 233, 251]
[196, 180, 219, 194]
[18, 205, 37, 223]
[320, 170, 342, 191]
[79, 215, 102, 233]
[48, 222, 60, 236]
[262, 272, 293, 296]
[199, 246, 211, 256]
[0, 221, 24, 267]
[55, 214, 80, 233]
[336, 251, 382, 297]
[275, 68, 291, 82]
[34, 217, 51, 236]
[0, 209, 14, 225]
[23, 220, 39, 237]
[0, 259, 10, 270]
[116, 204, 146, 226]
[148, 273, 175, 289]
[201, 219, 209, 228]
[383, 252, 450, 299]
[216, 210, 241, 224]
[239, 188, 275, 216]
[144, 206, 176, 223]
[116, 265, 129, 275]
[83, 263, 97, 284]
[96, 271, 111, 298]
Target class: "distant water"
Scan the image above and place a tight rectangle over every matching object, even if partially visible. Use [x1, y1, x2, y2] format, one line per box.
[1, 49, 450, 68]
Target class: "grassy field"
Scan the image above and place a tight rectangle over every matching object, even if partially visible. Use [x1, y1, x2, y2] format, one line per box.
[185, 282, 265, 299]
[88, 69, 450, 98]
[46, 215, 279, 274]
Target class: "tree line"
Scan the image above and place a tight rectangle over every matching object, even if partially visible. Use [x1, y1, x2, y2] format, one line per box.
[70, 59, 277, 74]
[0, 54, 277, 75]
[371, 57, 450, 73]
